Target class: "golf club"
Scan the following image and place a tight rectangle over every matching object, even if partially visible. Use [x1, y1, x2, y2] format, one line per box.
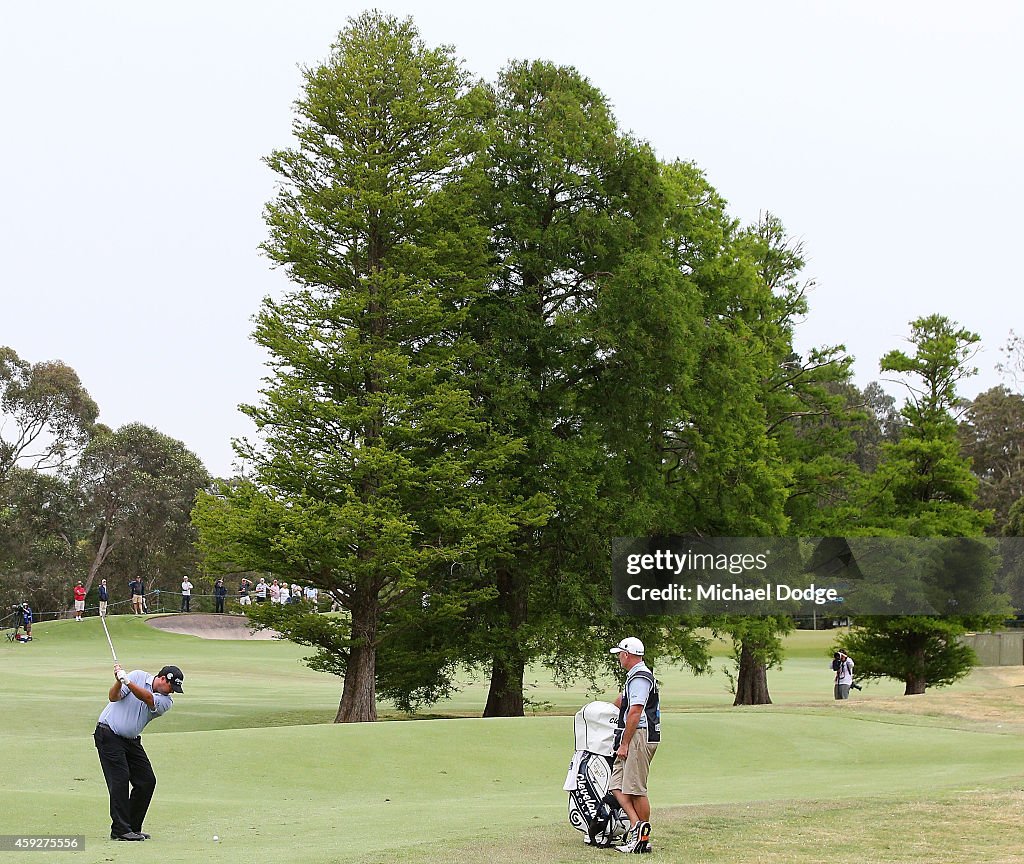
[100, 613, 119, 665]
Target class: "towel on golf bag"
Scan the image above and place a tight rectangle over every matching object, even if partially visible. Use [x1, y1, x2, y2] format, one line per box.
[574, 700, 619, 755]
[565, 701, 629, 847]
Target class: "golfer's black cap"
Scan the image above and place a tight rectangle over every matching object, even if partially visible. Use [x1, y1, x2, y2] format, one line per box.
[158, 665, 185, 693]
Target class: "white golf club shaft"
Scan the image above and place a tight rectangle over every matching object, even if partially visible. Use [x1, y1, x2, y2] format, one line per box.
[100, 614, 118, 664]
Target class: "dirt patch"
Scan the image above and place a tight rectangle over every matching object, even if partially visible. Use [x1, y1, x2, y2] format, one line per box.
[145, 613, 282, 640]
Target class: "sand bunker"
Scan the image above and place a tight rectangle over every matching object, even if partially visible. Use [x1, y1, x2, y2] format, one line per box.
[144, 613, 282, 640]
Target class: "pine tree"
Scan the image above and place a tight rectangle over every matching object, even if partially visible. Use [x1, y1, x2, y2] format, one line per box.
[836, 315, 1008, 694]
[193, 14, 531, 722]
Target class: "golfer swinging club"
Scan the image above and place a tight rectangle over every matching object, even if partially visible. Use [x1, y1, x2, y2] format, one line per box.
[94, 662, 185, 841]
[609, 637, 659, 854]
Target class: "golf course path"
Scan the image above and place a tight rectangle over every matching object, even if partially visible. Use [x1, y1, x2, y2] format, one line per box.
[144, 612, 282, 640]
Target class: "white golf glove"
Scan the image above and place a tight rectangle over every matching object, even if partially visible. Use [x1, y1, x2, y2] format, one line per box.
[116, 669, 129, 685]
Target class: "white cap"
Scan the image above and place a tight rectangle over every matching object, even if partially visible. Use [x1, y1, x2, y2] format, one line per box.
[610, 637, 645, 656]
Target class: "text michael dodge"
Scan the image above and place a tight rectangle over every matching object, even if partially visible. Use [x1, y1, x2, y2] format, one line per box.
[625, 583, 839, 606]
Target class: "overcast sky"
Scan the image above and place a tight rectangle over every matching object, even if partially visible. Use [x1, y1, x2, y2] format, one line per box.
[2, 1, 1021, 477]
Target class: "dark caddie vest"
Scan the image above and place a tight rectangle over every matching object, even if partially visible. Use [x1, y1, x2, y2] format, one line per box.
[615, 667, 661, 748]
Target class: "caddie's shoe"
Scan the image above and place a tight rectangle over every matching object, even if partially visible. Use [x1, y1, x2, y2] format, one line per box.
[111, 831, 146, 841]
[133, 832, 151, 839]
[616, 822, 651, 854]
[616, 823, 639, 853]
[636, 821, 652, 853]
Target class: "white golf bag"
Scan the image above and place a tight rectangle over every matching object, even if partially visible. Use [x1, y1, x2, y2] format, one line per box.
[564, 701, 630, 846]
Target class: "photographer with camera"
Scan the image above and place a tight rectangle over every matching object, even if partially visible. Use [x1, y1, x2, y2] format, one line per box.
[12, 602, 33, 641]
[831, 651, 857, 699]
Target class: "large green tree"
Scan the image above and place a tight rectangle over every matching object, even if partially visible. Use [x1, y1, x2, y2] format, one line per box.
[866, 315, 990, 536]
[457, 64, 715, 716]
[720, 214, 857, 704]
[655, 181, 794, 705]
[77, 423, 209, 600]
[836, 315, 1007, 694]
[0, 467, 81, 614]
[193, 13, 531, 723]
[0, 347, 98, 481]
[657, 174, 791, 541]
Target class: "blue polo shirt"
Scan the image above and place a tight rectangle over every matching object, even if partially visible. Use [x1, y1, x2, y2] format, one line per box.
[97, 670, 173, 738]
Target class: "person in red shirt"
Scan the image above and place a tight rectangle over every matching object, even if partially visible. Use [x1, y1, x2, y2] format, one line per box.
[74, 581, 87, 621]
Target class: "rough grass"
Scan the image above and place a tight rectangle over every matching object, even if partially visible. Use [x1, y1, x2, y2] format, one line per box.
[843, 666, 1024, 733]
[370, 789, 1024, 864]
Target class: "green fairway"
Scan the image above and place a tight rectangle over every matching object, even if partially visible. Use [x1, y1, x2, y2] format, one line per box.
[2, 617, 1022, 863]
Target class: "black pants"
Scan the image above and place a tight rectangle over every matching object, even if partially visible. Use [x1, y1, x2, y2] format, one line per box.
[215, 596, 225, 613]
[93, 725, 156, 836]
[181, 595, 191, 612]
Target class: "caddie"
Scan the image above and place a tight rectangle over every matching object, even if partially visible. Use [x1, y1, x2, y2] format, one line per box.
[609, 636, 659, 854]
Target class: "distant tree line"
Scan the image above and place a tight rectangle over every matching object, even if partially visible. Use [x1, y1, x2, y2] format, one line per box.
[0, 347, 209, 618]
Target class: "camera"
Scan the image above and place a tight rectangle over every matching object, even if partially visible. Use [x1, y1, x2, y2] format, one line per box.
[850, 681, 862, 691]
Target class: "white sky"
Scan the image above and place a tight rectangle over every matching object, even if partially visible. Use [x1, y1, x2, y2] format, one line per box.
[2, 1, 1021, 478]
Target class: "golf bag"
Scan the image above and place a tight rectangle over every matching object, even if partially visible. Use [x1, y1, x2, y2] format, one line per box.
[564, 701, 630, 847]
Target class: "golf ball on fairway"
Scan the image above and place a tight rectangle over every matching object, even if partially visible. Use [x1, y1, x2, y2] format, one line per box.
[213, 836, 219, 841]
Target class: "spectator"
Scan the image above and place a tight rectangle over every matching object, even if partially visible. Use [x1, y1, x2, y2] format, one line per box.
[254, 577, 268, 603]
[180, 577, 193, 613]
[98, 580, 110, 617]
[213, 579, 227, 614]
[304, 585, 319, 610]
[74, 581, 87, 621]
[239, 577, 253, 608]
[129, 579, 144, 615]
[269, 580, 281, 604]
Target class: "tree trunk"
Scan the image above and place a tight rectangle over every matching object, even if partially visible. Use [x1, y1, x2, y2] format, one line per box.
[733, 639, 773, 705]
[904, 640, 928, 695]
[903, 675, 928, 695]
[82, 525, 112, 597]
[483, 656, 525, 717]
[66, 525, 113, 617]
[335, 591, 378, 723]
[483, 565, 527, 717]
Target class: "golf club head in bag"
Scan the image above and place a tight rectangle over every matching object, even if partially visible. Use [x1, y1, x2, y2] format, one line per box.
[564, 702, 630, 847]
